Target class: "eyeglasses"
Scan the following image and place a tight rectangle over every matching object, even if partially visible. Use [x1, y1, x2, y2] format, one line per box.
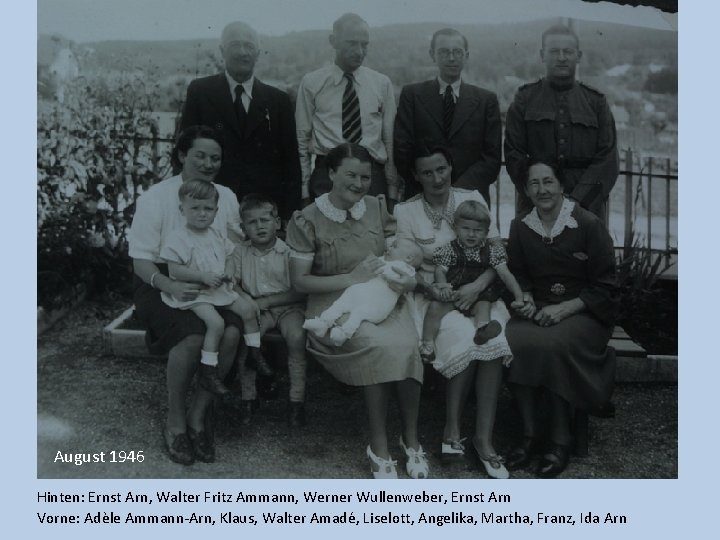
[436, 48, 466, 60]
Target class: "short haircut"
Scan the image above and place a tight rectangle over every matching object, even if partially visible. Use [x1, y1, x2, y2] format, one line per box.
[430, 28, 468, 51]
[541, 24, 580, 49]
[171, 125, 223, 171]
[220, 21, 259, 47]
[454, 200, 491, 227]
[239, 193, 279, 218]
[333, 13, 368, 35]
[525, 158, 567, 189]
[178, 179, 219, 203]
[325, 143, 373, 172]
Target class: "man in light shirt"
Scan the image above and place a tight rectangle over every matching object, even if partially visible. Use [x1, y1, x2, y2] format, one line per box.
[180, 21, 301, 221]
[295, 13, 399, 207]
[394, 28, 501, 203]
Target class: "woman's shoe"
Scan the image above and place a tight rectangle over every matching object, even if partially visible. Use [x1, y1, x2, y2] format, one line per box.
[163, 428, 194, 466]
[366, 445, 398, 479]
[400, 438, 429, 479]
[187, 426, 215, 463]
[506, 436, 541, 471]
[440, 438, 466, 465]
[537, 443, 570, 478]
[472, 440, 509, 479]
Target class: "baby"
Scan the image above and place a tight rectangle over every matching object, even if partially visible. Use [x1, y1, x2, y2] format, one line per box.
[420, 199, 525, 362]
[303, 239, 423, 346]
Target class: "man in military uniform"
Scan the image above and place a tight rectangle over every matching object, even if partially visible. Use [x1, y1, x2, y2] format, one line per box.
[504, 25, 618, 219]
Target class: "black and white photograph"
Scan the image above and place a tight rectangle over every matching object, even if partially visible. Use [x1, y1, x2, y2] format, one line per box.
[36, 0, 678, 481]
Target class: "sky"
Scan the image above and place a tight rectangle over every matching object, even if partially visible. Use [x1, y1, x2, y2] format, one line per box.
[37, 0, 676, 43]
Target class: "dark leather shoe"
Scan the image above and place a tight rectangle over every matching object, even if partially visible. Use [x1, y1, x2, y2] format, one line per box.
[246, 350, 275, 377]
[187, 426, 215, 463]
[199, 365, 230, 395]
[473, 320, 502, 345]
[506, 436, 541, 471]
[163, 428, 194, 466]
[288, 401, 306, 427]
[537, 443, 570, 478]
[240, 399, 259, 426]
[257, 375, 279, 400]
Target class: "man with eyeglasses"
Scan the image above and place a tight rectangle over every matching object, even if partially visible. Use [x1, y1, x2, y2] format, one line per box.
[504, 24, 618, 219]
[394, 28, 502, 203]
[295, 13, 399, 207]
[180, 21, 301, 221]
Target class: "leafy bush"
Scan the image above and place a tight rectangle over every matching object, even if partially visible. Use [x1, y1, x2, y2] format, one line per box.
[37, 76, 173, 309]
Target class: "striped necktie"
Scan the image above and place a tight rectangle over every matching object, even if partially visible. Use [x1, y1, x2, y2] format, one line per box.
[342, 72, 362, 144]
[443, 84, 455, 139]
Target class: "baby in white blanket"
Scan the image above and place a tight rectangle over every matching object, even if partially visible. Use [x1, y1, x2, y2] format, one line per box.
[303, 239, 423, 346]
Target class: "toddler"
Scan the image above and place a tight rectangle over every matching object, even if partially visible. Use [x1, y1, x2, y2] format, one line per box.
[160, 179, 256, 395]
[233, 194, 309, 426]
[303, 239, 423, 346]
[420, 200, 525, 362]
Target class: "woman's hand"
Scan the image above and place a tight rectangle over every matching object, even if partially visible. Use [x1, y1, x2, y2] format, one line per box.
[429, 283, 455, 302]
[348, 255, 384, 285]
[513, 292, 536, 319]
[454, 282, 482, 311]
[167, 280, 202, 302]
[383, 265, 417, 294]
[201, 272, 224, 288]
[533, 299, 583, 327]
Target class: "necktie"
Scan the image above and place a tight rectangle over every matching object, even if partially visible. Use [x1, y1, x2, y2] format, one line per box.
[443, 84, 455, 139]
[342, 72, 362, 144]
[234, 85, 247, 129]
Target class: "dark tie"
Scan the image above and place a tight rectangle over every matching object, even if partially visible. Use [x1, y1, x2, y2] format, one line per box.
[234, 85, 247, 130]
[443, 84, 455, 139]
[342, 72, 362, 144]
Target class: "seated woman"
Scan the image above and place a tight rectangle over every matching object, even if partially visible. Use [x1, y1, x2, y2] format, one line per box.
[505, 160, 618, 478]
[128, 125, 243, 466]
[286, 143, 427, 479]
[395, 146, 513, 479]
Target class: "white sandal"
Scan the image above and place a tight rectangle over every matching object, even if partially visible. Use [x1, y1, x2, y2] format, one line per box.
[400, 437, 429, 479]
[366, 445, 398, 479]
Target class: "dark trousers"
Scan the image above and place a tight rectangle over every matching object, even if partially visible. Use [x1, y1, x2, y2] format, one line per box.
[309, 154, 387, 199]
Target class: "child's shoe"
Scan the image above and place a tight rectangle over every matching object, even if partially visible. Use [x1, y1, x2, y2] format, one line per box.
[366, 445, 398, 479]
[473, 320, 502, 345]
[199, 364, 230, 395]
[329, 326, 350, 346]
[246, 349, 274, 377]
[400, 437, 429, 479]
[418, 341, 436, 364]
[302, 317, 331, 338]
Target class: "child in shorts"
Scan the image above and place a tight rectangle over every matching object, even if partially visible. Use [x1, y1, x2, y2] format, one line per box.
[233, 194, 309, 426]
[303, 238, 424, 346]
[419, 200, 525, 363]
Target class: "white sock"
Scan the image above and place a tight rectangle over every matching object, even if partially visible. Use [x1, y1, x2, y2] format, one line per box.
[200, 350, 219, 367]
[244, 332, 261, 348]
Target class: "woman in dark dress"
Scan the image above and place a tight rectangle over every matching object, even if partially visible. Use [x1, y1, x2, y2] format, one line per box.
[505, 160, 618, 478]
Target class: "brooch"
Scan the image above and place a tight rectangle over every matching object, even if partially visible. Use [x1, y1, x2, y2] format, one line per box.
[550, 283, 566, 296]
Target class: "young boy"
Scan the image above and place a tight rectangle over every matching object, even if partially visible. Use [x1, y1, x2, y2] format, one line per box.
[420, 200, 525, 363]
[233, 194, 308, 427]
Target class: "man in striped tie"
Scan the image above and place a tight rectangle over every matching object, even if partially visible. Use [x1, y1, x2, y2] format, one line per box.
[296, 13, 399, 209]
[394, 28, 502, 204]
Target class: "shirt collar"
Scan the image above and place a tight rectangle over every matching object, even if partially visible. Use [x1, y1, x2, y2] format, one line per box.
[316, 193, 367, 223]
[332, 63, 362, 86]
[437, 76, 461, 100]
[225, 71, 254, 99]
[522, 198, 578, 241]
[242, 237, 289, 256]
[422, 189, 457, 230]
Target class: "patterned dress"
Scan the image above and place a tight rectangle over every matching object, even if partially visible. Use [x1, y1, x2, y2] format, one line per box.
[286, 194, 423, 386]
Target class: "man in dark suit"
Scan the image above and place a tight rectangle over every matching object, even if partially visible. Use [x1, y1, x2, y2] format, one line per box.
[180, 21, 301, 221]
[394, 28, 502, 204]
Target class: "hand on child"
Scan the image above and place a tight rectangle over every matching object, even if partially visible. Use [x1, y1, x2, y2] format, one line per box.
[383, 265, 416, 294]
[431, 283, 455, 302]
[454, 283, 481, 311]
[169, 281, 202, 302]
[349, 255, 384, 284]
[201, 272, 225, 288]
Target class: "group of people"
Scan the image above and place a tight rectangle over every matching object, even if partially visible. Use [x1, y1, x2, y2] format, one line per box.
[127, 14, 620, 479]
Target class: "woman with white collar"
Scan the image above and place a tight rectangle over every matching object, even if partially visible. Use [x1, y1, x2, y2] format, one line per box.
[505, 160, 618, 478]
[286, 143, 427, 479]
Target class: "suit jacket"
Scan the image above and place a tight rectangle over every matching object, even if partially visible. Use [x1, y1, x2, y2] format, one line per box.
[394, 79, 502, 203]
[180, 74, 302, 220]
